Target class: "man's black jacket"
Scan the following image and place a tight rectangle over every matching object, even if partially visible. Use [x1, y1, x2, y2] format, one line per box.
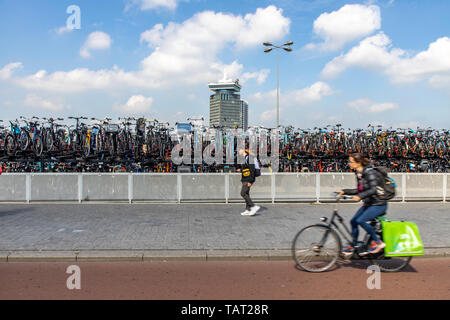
[241, 155, 256, 183]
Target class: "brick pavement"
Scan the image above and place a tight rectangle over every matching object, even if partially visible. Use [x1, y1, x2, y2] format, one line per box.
[0, 202, 448, 253]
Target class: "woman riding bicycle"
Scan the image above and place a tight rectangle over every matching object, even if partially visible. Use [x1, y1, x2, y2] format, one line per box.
[338, 153, 386, 256]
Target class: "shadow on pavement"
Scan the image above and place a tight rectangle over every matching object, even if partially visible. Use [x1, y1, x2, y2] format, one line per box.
[0, 207, 36, 218]
[292, 258, 418, 273]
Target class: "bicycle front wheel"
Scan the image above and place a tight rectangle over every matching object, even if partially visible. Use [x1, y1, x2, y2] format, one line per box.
[292, 225, 341, 273]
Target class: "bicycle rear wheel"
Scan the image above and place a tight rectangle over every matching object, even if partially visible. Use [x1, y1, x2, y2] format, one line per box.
[292, 225, 341, 272]
[369, 253, 412, 272]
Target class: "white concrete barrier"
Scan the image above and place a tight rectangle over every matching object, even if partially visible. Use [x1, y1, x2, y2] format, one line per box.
[0, 173, 448, 203]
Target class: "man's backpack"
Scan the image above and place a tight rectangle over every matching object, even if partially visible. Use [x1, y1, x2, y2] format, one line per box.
[373, 167, 396, 200]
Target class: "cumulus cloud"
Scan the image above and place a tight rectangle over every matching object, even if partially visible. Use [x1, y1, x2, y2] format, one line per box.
[0, 62, 23, 80]
[4, 6, 288, 93]
[80, 31, 112, 58]
[322, 32, 450, 85]
[114, 95, 153, 114]
[347, 98, 399, 113]
[138, 6, 289, 81]
[306, 4, 381, 51]
[24, 94, 69, 111]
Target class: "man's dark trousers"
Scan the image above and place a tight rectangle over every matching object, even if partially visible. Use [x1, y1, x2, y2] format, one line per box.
[241, 182, 255, 210]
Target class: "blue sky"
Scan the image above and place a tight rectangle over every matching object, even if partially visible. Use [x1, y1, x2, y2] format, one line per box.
[0, 0, 449, 129]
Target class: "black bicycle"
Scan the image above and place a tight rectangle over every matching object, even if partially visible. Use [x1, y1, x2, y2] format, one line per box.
[292, 192, 412, 272]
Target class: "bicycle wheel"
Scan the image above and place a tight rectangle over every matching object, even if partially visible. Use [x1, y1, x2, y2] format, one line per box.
[44, 129, 54, 152]
[369, 253, 412, 272]
[82, 135, 91, 157]
[5, 134, 16, 156]
[292, 225, 341, 273]
[19, 130, 30, 151]
[33, 136, 43, 157]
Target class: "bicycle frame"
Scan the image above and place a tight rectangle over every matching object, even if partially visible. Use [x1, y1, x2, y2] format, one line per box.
[318, 210, 353, 247]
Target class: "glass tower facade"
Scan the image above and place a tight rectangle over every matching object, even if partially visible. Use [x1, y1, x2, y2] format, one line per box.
[208, 80, 248, 129]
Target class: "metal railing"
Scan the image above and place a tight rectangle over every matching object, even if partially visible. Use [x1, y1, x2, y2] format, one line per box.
[0, 173, 448, 203]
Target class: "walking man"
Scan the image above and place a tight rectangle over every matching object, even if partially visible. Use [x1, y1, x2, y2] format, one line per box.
[238, 148, 260, 216]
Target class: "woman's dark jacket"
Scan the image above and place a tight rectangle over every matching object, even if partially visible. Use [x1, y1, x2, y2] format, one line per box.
[342, 164, 387, 207]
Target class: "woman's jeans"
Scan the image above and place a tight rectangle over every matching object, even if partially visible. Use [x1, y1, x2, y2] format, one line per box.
[350, 204, 387, 246]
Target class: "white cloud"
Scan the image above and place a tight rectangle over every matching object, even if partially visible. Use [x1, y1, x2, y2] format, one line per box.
[291, 81, 335, 103]
[236, 6, 291, 48]
[249, 81, 335, 107]
[429, 74, 450, 89]
[322, 32, 450, 85]
[24, 94, 69, 111]
[126, 0, 178, 11]
[114, 95, 153, 114]
[240, 69, 270, 85]
[55, 26, 73, 35]
[306, 4, 381, 51]
[0, 62, 23, 80]
[6, 7, 288, 93]
[347, 98, 399, 113]
[80, 31, 112, 58]
[138, 6, 289, 82]
[261, 108, 280, 122]
[392, 121, 420, 129]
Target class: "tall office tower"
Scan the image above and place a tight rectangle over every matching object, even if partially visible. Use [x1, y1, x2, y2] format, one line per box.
[208, 77, 247, 129]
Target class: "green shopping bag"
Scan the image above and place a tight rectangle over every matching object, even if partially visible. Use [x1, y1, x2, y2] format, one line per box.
[378, 217, 424, 257]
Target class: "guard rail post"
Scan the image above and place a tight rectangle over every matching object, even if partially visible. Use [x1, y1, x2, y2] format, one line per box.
[26, 173, 31, 204]
[443, 173, 447, 203]
[128, 173, 133, 204]
[402, 173, 406, 203]
[315, 174, 320, 204]
[225, 174, 229, 204]
[78, 174, 83, 203]
[177, 173, 182, 204]
[271, 173, 275, 204]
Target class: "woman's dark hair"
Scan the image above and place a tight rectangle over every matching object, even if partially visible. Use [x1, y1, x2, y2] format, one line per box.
[350, 153, 370, 166]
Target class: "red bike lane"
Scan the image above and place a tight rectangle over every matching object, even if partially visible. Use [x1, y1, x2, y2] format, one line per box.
[0, 258, 448, 300]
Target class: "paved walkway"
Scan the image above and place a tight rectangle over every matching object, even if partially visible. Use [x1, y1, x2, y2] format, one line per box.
[0, 202, 449, 261]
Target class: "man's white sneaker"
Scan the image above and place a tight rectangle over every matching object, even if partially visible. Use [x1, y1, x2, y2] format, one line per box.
[250, 205, 260, 214]
[241, 210, 251, 216]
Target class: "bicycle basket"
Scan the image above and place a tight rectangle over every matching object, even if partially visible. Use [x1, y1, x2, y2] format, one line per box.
[379, 218, 424, 257]
[105, 124, 120, 133]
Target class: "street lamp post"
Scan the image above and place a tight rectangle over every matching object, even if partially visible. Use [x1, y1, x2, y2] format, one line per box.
[263, 41, 294, 131]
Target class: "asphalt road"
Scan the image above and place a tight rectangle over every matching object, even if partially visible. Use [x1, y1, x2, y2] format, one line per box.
[1, 258, 449, 300]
